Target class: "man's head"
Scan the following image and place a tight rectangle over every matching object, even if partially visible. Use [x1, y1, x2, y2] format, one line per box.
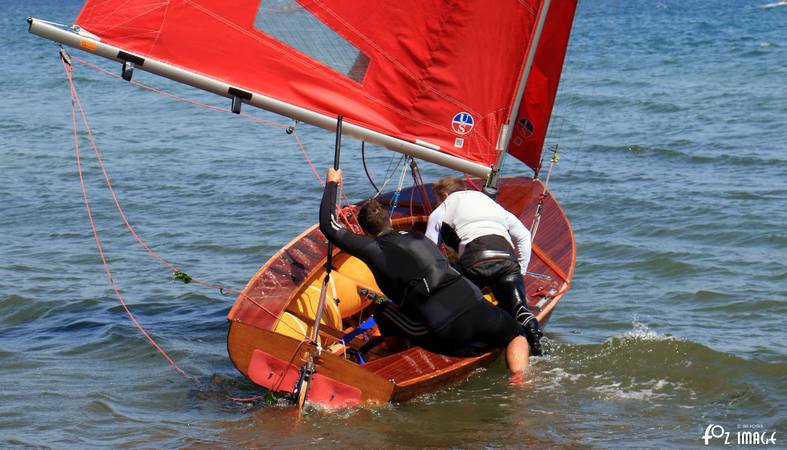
[432, 177, 467, 202]
[358, 198, 391, 235]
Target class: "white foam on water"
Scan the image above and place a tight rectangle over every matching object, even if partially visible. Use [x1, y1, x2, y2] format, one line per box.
[543, 367, 584, 383]
[536, 367, 585, 391]
[590, 379, 670, 401]
[589, 377, 694, 402]
[612, 318, 677, 343]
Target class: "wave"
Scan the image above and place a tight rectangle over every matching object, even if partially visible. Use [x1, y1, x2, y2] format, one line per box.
[760, 1, 787, 8]
[692, 297, 786, 313]
[532, 320, 785, 411]
[634, 99, 682, 113]
[726, 190, 787, 201]
[591, 144, 787, 168]
[0, 294, 67, 328]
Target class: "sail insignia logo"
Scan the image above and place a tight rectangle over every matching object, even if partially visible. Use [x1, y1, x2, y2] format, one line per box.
[702, 424, 777, 446]
[451, 112, 474, 135]
[517, 117, 534, 138]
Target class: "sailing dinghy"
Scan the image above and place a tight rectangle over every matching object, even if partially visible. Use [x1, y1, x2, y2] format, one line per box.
[29, 0, 578, 408]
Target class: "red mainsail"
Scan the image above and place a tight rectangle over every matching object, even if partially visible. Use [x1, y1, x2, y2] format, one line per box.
[74, 0, 576, 171]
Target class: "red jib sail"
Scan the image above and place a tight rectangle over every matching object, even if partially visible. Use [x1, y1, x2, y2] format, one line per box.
[507, 0, 578, 172]
[74, 0, 576, 172]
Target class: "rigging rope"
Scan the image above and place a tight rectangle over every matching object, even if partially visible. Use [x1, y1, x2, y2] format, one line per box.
[388, 156, 411, 218]
[59, 51, 397, 405]
[530, 146, 559, 242]
[408, 158, 433, 215]
[63, 55, 195, 382]
[63, 54, 311, 341]
[376, 153, 405, 197]
[361, 141, 381, 195]
[464, 174, 482, 192]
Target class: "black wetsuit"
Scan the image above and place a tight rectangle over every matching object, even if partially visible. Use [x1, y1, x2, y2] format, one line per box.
[319, 182, 522, 356]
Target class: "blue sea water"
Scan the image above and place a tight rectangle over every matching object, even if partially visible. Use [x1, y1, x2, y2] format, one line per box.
[1, 0, 785, 448]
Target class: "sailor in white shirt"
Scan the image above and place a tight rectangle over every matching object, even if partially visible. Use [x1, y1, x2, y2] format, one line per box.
[426, 177, 544, 356]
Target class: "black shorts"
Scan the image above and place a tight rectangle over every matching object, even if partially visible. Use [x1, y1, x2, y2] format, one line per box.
[426, 300, 523, 357]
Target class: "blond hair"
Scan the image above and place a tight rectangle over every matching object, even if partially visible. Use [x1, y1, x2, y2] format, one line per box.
[432, 177, 466, 198]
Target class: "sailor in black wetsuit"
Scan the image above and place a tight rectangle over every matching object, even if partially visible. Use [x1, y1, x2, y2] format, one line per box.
[320, 169, 531, 374]
[426, 177, 544, 356]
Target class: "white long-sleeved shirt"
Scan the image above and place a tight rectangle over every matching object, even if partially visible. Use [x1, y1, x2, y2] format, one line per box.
[425, 190, 532, 274]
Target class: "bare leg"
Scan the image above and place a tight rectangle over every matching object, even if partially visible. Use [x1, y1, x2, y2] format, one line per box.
[505, 335, 530, 375]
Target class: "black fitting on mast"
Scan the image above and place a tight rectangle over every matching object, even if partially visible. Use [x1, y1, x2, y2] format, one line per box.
[482, 167, 500, 199]
[121, 61, 134, 81]
[230, 96, 242, 114]
[228, 87, 252, 114]
[118, 51, 144, 82]
[59, 46, 72, 66]
[285, 120, 300, 135]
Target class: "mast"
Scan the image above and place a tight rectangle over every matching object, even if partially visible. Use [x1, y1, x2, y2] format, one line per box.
[485, 0, 553, 195]
[28, 18, 492, 179]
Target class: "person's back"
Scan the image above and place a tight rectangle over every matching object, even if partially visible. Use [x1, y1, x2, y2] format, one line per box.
[369, 230, 458, 301]
[319, 187, 476, 333]
[437, 190, 528, 260]
[364, 229, 478, 333]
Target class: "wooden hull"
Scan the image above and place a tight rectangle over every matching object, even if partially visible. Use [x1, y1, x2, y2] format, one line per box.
[227, 177, 575, 407]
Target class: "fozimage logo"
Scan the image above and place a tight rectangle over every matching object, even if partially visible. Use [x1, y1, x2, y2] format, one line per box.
[702, 424, 777, 446]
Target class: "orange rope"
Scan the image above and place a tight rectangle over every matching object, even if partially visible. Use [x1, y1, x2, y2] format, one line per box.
[464, 174, 482, 191]
[72, 56, 285, 129]
[64, 57, 195, 382]
[65, 57, 324, 401]
[64, 57, 315, 350]
[67, 58, 297, 326]
[337, 182, 362, 233]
